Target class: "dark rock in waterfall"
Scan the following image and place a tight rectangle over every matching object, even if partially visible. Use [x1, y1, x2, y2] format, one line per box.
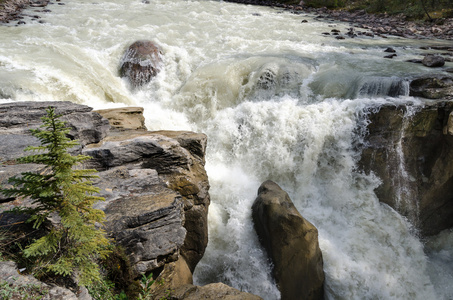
[119, 40, 163, 87]
[252, 180, 325, 300]
[384, 47, 396, 53]
[422, 54, 445, 68]
[409, 75, 453, 100]
[384, 54, 397, 59]
[359, 102, 453, 236]
[256, 69, 277, 90]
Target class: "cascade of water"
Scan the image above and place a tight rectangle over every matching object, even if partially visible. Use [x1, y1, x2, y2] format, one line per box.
[393, 106, 421, 227]
[1, 0, 453, 299]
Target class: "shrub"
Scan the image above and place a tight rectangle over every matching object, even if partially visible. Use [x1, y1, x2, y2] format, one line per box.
[0, 107, 110, 286]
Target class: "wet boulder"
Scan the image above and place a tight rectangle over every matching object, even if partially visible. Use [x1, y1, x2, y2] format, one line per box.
[422, 54, 445, 68]
[359, 102, 453, 236]
[252, 180, 324, 300]
[119, 40, 163, 87]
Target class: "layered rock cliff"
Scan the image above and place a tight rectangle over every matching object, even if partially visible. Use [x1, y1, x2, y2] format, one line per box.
[0, 101, 259, 299]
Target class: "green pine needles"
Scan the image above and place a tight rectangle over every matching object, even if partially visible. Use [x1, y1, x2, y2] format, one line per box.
[1, 107, 110, 286]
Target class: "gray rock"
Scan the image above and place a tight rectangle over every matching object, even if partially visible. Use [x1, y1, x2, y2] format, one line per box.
[422, 54, 445, 67]
[103, 184, 186, 273]
[83, 130, 210, 274]
[0, 101, 109, 150]
[252, 180, 324, 300]
[0, 102, 211, 294]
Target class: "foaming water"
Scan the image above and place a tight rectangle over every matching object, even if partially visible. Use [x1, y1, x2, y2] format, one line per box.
[1, 0, 452, 299]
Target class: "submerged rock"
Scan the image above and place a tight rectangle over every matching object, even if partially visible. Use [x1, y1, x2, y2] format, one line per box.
[119, 40, 163, 87]
[252, 180, 324, 300]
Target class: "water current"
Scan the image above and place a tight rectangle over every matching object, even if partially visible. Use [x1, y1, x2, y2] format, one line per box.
[1, 0, 452, 299]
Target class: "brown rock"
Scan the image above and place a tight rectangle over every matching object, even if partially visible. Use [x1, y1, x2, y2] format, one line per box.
[95, 107, 146, 131]
[359, 102, 453, 236]
[252, 180, 324, 300]
[119, 40, 163, 87]
[172, 283, 262, 300]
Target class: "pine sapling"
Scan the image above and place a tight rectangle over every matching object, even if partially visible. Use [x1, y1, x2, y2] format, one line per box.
[1, 107, 110, 286]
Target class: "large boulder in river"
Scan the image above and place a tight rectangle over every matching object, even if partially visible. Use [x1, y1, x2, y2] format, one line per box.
[252, 180, 324, 300]
[422, 54, 445, 68]
[409, 75, 453, 99]
[359, 101, 453, 236]
[119, 40, 163, 87]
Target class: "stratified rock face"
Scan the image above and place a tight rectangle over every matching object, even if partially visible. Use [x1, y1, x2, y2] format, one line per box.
[0, 102, 210, 280]
[409, 75, 453, 100]
[0, 101, 109, 149]
[119, 40, 163, 87]
[252, 180, 325, 300]
[359, 102, 453, 236]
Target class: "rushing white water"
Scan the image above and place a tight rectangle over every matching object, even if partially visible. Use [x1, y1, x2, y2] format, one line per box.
[1, 0, 453, 299]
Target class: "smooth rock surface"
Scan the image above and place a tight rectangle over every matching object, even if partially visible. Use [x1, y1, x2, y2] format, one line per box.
[252, 180, 324, 300]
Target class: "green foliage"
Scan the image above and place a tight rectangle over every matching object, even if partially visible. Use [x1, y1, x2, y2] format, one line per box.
[304, 0, 346, 8]
[0, 107, 110, 286]
[339, 0, 453, 19]
[0, 280, 49, 300]
[137, 273, 172, 300]
[137, 273, 156, 300]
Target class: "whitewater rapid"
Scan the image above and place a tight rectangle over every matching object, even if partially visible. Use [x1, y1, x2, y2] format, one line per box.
[1, 0, 452, 299]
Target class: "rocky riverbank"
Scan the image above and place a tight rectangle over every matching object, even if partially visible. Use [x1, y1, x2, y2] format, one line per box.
[225, 0, 453, 40]
[2, 0, 453, 41]
[0, 0, 51, 24]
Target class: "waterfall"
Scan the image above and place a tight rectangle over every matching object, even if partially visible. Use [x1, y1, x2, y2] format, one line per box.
[1, 0, 453, 299]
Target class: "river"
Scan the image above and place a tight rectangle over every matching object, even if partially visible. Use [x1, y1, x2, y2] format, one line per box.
[0, 0, 452, 299]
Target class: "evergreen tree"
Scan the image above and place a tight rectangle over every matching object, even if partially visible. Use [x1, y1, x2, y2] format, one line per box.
[1, 107, 110, 286]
